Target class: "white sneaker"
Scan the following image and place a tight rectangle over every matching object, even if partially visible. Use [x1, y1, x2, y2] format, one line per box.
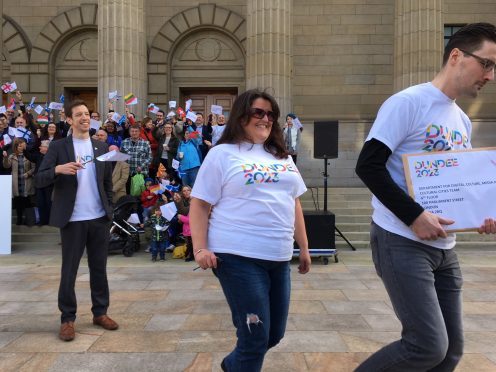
[166, 244, 175, 252]
[145, 247, 150, 253]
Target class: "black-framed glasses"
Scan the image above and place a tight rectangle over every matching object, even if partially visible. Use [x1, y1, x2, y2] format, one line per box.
[249, 108, 276, 122]
[459, 49, 496, 72]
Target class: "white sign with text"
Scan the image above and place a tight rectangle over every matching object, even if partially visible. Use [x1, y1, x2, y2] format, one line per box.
[403, 148, 496, 232]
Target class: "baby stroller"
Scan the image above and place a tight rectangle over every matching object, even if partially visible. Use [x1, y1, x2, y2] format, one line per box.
[109, 195, 142, 257]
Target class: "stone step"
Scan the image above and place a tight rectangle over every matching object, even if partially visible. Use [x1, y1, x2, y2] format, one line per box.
[12, 232, 60, 243]
[300, 200, 373, 210]
[302, 187, 371, 195]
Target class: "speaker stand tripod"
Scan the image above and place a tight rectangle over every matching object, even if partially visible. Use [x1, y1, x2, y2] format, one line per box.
[322, 157, 356, 251]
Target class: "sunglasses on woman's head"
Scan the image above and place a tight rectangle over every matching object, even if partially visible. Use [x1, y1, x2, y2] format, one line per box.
[249, 108, 276, 122]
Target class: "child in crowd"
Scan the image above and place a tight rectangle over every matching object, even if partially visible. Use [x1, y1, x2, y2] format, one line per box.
[147, 205, 169, 262]
[140, 178, 159, 222]
[178, 211, 192, 262]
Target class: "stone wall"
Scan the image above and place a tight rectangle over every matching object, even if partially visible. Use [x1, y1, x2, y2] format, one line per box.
[1, 1, 496, 187]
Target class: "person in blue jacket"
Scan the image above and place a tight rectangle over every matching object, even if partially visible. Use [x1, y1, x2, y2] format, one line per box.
[177, 129, 202, 187]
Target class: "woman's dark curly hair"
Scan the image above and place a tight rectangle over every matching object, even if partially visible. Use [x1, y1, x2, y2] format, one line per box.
[217, 89, 288, 159]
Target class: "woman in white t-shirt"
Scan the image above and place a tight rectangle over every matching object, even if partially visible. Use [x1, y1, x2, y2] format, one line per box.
[190, 89, 311, 372]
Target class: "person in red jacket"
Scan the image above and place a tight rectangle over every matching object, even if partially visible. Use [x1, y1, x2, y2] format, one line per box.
[140, 117, 159, 178]
[140, 178, 159, 222]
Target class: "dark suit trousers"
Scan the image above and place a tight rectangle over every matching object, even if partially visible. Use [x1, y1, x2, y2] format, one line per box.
[59, 216, 110, 323]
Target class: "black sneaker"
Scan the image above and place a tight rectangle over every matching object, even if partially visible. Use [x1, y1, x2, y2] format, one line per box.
[160, 258, 165, 261]
[151, 257, 157, 262]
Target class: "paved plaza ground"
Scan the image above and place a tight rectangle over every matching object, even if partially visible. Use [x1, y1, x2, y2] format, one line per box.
[1, 242, 496, 371]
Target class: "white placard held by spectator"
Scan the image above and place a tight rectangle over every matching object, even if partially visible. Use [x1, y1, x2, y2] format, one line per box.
[211, 105, 223, 115]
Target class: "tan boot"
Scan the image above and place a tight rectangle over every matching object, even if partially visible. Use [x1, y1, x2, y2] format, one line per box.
[59, 321, 75, 341]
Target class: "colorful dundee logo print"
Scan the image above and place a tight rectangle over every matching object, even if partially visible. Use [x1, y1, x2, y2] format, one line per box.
[422, 124, 469, 152]
[242, 163, 298, 185]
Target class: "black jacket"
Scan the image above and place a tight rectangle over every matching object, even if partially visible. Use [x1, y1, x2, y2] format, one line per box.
[35, 135, 113, 228]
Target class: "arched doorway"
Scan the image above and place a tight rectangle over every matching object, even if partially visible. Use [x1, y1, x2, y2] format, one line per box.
[170, 29, 245, 116]
[51, 29, 98, 111]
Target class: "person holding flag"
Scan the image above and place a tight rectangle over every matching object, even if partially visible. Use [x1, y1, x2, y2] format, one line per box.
[35, 99, 118, 342]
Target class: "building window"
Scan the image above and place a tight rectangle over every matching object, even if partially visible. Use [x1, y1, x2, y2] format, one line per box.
[444, 25, 466, 47]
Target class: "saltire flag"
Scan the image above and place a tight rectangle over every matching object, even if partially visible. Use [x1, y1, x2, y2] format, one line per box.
[7, 98, 16, 111]
[59, 94, 65, 103]
[28, 97, 36, 109]
[124, 93, 138, 106]
[1, 81, 17, 93]
[165, 184, 180, 193]
[118, 114, 127, 127]
[45, 102, 50, 112]
[15, 127, 31, 142]
[37, 115, 49, 125]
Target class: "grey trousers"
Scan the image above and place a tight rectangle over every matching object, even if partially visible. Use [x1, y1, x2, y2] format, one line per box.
[356, 222, 463, 372]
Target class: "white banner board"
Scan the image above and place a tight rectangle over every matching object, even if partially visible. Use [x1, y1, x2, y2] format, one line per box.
[0, 176, 12, 254]
[403, 148, 496, 232]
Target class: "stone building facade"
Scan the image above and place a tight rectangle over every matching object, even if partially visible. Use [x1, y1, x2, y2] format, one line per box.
[1, 1, 496, 186]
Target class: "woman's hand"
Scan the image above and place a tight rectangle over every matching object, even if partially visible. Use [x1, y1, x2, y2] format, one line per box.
[194, 249, 218, 269]
[298, 249, 311, 274]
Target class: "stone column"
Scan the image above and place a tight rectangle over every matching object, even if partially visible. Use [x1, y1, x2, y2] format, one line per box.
[394, 0, 443, 91]
[246, 0, 292, 118]
[98, 0, 147, 116]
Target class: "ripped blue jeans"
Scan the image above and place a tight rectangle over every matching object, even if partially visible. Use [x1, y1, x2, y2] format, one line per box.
[213, 253, 291, 372]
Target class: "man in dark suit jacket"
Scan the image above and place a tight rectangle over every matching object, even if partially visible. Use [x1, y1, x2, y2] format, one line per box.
[35, 100, 119, 342]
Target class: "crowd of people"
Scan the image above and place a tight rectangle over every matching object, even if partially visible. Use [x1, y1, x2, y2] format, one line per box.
[0, 90, 302, 261]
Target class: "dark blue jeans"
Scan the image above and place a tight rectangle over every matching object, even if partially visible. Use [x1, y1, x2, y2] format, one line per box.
[356, 222, 463, 372]
[150, 240, 167, 259]
[213, 253, 291, 372]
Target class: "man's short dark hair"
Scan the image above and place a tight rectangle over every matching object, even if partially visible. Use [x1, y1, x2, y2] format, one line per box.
[129, 124, 140, 131]
[157, 110, 165, 116]
[196, 113, 204, 118]
[65, 99, 89, 118]
[443, 22, 496, 66]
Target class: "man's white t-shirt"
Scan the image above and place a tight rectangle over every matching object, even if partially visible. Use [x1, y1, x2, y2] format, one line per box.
[70, 138, 106, 222]
[191, 143, 307, 261]
[367, 82, 472, 249]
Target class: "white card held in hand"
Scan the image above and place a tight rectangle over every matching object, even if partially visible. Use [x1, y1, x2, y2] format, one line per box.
[211, 105, 223, 115]
[34, 105, 44, 115]
[186, 111, 197, 123]
[169, 101, 177, 108]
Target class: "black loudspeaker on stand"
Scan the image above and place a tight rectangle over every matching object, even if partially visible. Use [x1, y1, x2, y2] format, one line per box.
[313, 121, 356, 251]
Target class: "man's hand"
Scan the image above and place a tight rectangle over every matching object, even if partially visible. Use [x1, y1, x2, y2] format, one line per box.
[411, 211, 455, 240]
[204, 140, 212, 147]
[478, 218, 496, 234]
[55, 162, 83, 175]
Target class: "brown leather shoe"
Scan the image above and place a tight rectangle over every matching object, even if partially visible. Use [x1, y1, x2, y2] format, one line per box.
[93, 315, 119, 330]
[59, 321, 75, 341]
